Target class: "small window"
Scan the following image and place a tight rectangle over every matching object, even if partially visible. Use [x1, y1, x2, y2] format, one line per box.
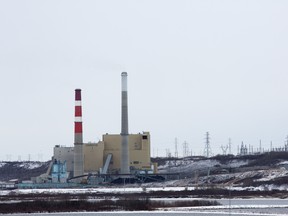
[133, 161, 140, 164]
[142, 135, 148, 140]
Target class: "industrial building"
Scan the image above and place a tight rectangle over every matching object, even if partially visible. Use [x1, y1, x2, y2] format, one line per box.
[53, 72, 154, 182]
[54, 132, 151, 176]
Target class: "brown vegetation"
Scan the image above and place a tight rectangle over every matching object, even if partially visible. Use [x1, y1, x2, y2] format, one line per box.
[0, 198, 220, 214]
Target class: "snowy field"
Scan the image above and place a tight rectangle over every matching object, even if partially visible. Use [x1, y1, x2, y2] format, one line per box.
[0, 187, 194, 196]
[0, 181, 288, 197]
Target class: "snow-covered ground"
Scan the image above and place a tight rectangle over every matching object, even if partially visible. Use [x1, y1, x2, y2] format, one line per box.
[16, 162, 43, 169]
[156, 156, 288, 189]
[255, 168, 288, 182]
[0, 187, 192, 196]
[158, 159, 249, 174]
[0, 161, 44, 169]
[0, 181, 287, 197]
[196, 168, 288, 185]
[0, 162, 7, 168]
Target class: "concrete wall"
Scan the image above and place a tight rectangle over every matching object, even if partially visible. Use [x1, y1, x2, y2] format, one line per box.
[53, 146, 74, 173]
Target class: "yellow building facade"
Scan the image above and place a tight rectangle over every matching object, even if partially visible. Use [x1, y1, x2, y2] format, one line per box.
[103, 132, 151, 173]
[83, 141, 105, 173]
[54, 132, 151, 175]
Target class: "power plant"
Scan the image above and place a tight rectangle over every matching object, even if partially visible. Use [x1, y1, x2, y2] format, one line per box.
[4, 69, 288, 188]
[51, 72, 159, 184]
[3, 75, 288, 191]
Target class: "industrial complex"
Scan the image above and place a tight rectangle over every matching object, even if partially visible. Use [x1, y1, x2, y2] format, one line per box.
[2, 74, 288, 190]
[2, 73, 288, 189]
[39, 72, 159, 185]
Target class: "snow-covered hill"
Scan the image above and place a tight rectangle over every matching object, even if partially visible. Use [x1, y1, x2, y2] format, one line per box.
[0, 161, 50, 181]
[1, 152, 288, 189]
[152, 152, 288, 188]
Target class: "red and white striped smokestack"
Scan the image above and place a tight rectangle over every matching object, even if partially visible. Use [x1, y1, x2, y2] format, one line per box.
[74, 89, 83, 144]
[74, 89, 84, 177]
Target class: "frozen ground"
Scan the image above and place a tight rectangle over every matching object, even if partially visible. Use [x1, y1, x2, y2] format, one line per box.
[158, 158, 249, 173]
[0, 182, 287, 197]
[156, 156, 288, 189]
[0, 162, 7, 168]
[17, 162, 43, 169]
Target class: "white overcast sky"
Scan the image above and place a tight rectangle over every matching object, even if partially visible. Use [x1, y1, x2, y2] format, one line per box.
[1, 1, 288, 161]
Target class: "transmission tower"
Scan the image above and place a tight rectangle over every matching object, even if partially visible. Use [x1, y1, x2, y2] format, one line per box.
[6, 154, 12, 161]
[174, 138, 178, 158]
[183, 141, 189, 157]
[203, 132, 212, 157]
[228, 138, 232, 155]
[166, 149, 172, 158]
[221, 145, 228, 155]
[38, 153, 43, 162]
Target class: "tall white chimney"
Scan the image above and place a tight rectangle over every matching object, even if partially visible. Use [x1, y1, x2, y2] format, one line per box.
[121, 72, 130, 174]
